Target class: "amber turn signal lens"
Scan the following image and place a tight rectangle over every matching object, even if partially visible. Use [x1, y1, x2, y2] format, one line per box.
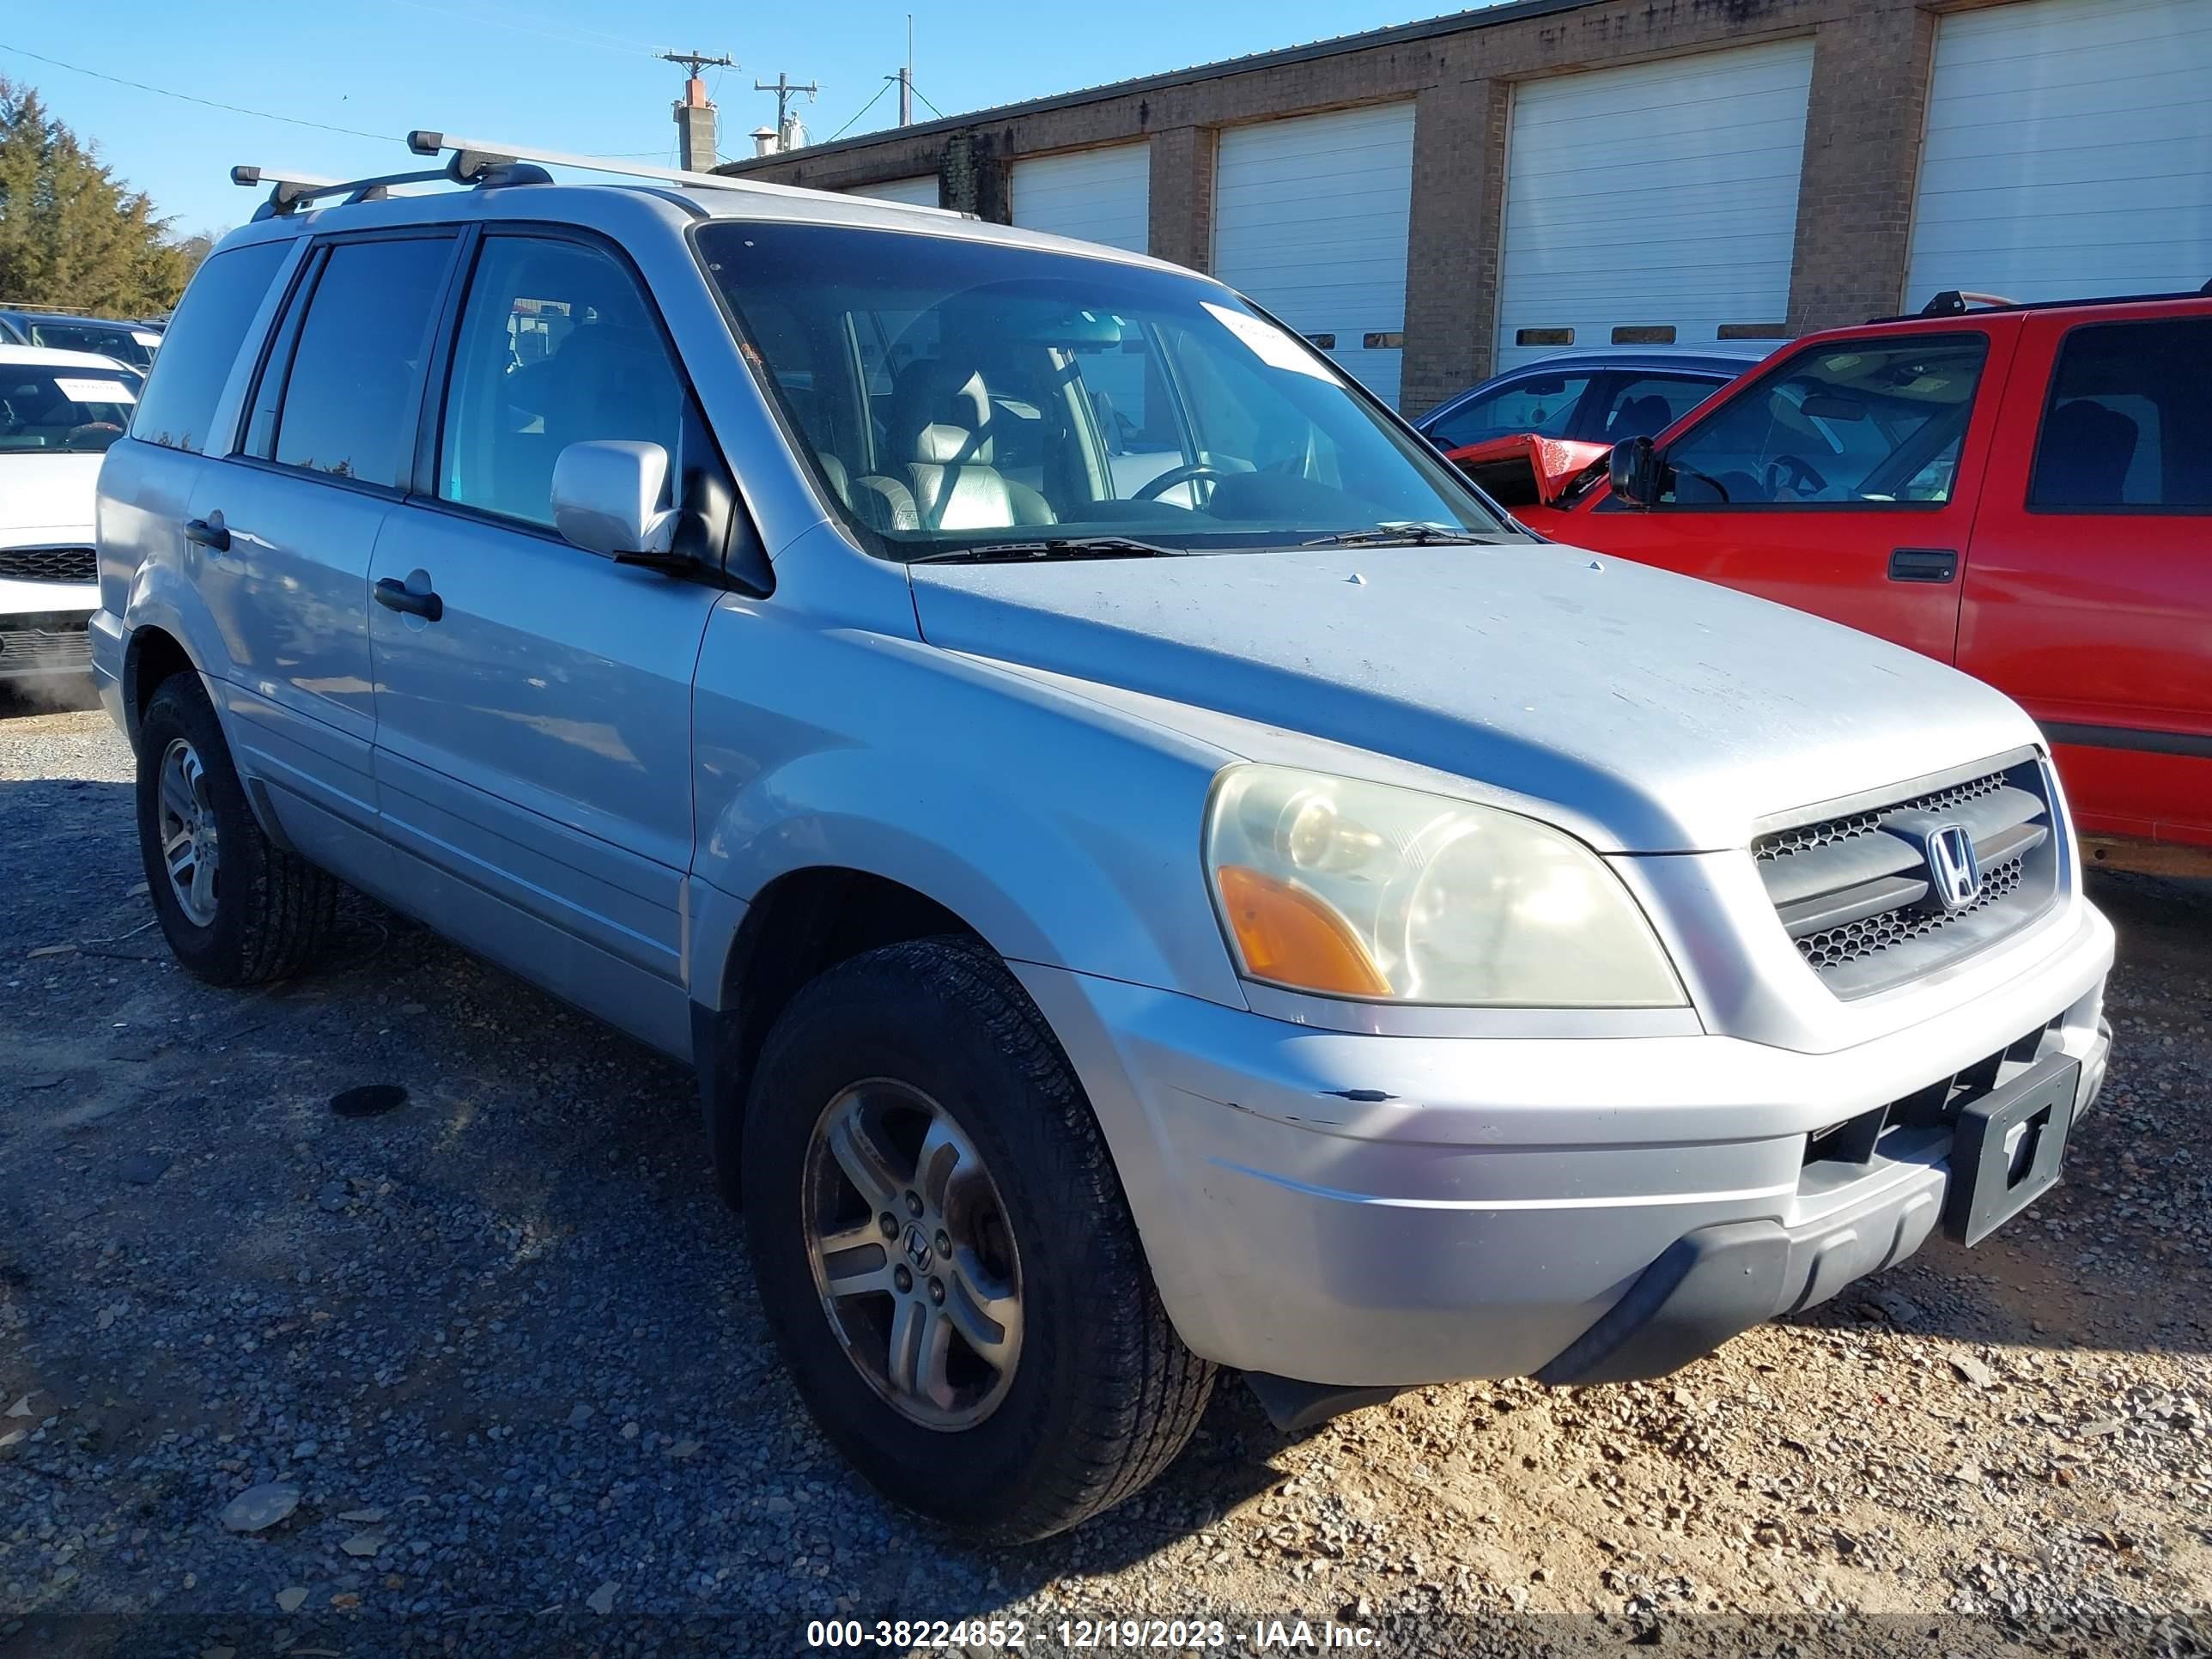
[1215, 864, 1392, 998]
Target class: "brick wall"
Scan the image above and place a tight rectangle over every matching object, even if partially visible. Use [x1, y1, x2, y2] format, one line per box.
[725, 0, 1972, 411]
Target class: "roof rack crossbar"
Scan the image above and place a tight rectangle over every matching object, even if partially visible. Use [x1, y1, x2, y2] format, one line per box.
[233, 161, 456, 221]
[406, 128, 962, 215]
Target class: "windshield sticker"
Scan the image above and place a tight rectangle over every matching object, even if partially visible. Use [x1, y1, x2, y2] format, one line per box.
[1201, 302, 1335, 381]
[54, 377, 137, 404]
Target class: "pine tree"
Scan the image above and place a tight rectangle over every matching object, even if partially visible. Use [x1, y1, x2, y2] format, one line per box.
[0, 78, 193, 318]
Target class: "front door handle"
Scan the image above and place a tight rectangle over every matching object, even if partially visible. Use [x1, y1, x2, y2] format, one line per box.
[1888, 547, 1959, 584]
[183, 517, 230, 552]
[374, 576, 444, 622]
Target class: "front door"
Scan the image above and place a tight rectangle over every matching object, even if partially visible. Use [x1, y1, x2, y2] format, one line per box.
[368, 228, 723, 1057]
[1571, 326, 2017, 663]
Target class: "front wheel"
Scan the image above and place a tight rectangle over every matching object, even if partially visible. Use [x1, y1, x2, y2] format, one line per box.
[135, 672, 337, 985]
[741, 937, 1215, 1542]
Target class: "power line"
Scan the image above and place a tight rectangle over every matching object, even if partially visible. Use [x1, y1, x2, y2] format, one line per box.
[0, 43, 391, 142]
[909, 83, 946, 120]
[826, 81, 892, 143]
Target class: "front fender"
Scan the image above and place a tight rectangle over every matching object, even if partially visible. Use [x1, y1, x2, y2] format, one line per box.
[688, 600, 1251, 1013]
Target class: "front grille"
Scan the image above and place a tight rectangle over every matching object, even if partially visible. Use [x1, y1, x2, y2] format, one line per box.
[0, 617, 93, 675]
[1754, 753, 2061, 997]
[0, 545, 96, 584]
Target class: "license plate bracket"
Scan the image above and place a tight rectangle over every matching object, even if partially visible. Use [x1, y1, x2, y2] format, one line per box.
[1944, 1055, 2078, 1247]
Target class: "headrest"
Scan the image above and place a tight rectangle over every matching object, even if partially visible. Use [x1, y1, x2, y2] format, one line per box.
[893, 357, 994, 465]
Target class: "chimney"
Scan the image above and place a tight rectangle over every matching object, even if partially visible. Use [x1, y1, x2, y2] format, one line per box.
[675, 82, 718, 171]
[751, 125, 780, 158]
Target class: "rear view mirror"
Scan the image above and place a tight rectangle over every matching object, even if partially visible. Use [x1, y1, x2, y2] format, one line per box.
[552, 441, 681, 562]
[1608, 435, 1662, 507]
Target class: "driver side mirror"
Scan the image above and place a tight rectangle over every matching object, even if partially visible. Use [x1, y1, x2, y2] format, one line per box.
[552, 441, 684, 563]
[1608, 435, 1664, 507]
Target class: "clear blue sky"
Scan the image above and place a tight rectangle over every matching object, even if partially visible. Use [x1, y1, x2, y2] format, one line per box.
[1, 2, 1504, 240]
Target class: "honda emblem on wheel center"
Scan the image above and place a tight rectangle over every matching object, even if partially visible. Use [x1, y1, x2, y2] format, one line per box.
[1923, 823, 1983, 911]
[902, 1224, 933, 1273]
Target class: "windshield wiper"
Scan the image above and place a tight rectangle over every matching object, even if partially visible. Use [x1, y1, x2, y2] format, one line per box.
[1299, 522, 1501, 549]
[907, 536, 1190, 565]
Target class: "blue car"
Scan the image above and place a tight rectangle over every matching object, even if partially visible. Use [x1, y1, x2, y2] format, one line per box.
[1416, 343, 1778, 453]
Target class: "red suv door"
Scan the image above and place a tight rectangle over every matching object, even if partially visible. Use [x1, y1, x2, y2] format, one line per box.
[1557, 322, 2021, 663]
[1958, 303, 2212, 855]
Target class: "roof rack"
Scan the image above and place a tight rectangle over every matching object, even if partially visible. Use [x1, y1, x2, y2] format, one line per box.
[1867, 282, 2212, 325]
[1918, 289, 2016, 316]
[231, 132, 969, 227]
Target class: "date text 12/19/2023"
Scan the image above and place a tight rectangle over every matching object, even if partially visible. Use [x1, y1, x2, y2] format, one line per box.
[804, 1618, 1382, 1650]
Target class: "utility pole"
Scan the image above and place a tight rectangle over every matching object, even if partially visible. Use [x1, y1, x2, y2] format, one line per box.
[754, 72, 818, 146]
[661, 49, 736, 172]
[886, 14, 914, 126]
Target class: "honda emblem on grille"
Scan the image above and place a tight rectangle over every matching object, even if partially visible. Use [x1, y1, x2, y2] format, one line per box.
[1922, 823, 1983, 911]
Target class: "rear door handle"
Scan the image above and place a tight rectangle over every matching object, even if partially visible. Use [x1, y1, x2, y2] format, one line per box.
[374, 576, 444, 622]
[1888, 547, 1958, 584]
[183, 517, 230, 552]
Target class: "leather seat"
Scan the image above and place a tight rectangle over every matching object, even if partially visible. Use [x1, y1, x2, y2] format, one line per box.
[2033, 398, 2140, 507]
[886, 358, 1054, 531]
[1606, 394, 1674, 442]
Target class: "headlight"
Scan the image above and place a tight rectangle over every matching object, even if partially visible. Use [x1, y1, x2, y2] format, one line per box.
[1204, 766, 1684, 1007]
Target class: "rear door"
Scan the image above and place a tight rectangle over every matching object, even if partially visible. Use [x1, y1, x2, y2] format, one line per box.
[186, 228, 459, 878]
[1958, 306, 2212, 851]
[368, 226, 728, 1057]
[1573, 325, 2018, 661]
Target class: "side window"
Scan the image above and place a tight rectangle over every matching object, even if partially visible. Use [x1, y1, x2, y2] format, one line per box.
[2030, 318, 2212, 513]
[1659, 336, 1987, 507]
[270, 237, 453, 487]
[1593, 374, 1724, 442]
[1425, 373, 1594, 449]
[129, 240, 287, 453]
[440, 236, 688, 528]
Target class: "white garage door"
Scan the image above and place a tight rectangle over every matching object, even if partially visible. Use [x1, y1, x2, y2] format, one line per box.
[1907, 0, 2212, 308]
[1010, 145, 1150, 253]
[1212, 104, 1416, 407]
[1496, 40, 1814, 371]
[844, 176, 939, 207]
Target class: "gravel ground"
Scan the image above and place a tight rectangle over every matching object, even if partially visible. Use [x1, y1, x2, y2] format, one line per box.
[3, 696, 2209, 1657]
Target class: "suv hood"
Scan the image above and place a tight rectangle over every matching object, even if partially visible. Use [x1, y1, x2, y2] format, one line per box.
[0, 453, 102, 541]
[908, 543, 2040, 853]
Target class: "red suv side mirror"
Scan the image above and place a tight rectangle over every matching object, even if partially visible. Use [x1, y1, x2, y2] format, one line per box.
[1608, 436, 1662, 507]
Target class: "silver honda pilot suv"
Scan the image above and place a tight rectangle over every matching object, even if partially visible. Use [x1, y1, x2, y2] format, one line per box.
[93, 140, 2114, 1543]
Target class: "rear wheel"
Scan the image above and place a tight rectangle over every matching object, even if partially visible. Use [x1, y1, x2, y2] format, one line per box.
[741, 937, 1215, 1542]
[135, 672, 337, 985]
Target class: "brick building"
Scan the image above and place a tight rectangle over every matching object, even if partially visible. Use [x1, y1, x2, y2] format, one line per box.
[718, 0, 2210, 413]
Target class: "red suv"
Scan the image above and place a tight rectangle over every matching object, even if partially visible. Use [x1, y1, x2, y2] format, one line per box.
[1455, 289, 2212, 875]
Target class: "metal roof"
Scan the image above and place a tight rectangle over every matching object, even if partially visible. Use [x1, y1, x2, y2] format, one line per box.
[716, 0, 1601, 174]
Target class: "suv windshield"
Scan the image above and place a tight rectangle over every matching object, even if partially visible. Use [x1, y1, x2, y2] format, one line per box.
[0, 364, 143, 453]
[696, 222, 1509, 557]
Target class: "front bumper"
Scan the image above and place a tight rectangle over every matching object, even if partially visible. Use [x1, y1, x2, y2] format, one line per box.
[1014, 896, 2113, 1391]
[0, 609, 94, 682]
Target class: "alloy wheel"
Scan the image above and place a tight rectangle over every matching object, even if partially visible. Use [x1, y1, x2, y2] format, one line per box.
[156, 737, 220, 927]
[800, 1079, 1024, 1431]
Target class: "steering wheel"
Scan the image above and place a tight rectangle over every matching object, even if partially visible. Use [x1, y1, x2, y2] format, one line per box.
[1133, 462, 1223, 505]
[65, 421, 124, 444]
[1764, 453, 1829, 499]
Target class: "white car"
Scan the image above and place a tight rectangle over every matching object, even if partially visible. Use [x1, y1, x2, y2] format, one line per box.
[0, 344, 138, 688]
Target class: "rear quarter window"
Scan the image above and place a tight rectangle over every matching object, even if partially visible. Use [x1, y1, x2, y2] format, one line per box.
[2029, 316, 2212, 514]
[129, 240, 289, 454]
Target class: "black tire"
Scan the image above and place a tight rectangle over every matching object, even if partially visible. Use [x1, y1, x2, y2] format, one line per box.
[135, 672, 337, 985]
[741, 936, 1216, 1543]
